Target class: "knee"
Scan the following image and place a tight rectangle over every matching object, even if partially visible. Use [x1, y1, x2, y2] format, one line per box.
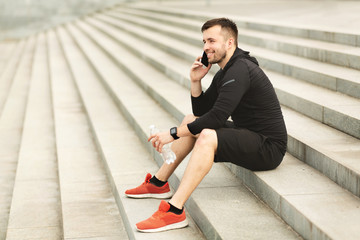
[181, 114, 197, 126]
[196, 129, 218, 150]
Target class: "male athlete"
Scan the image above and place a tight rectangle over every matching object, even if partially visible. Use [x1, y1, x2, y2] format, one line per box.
[125, 18, 287, 232]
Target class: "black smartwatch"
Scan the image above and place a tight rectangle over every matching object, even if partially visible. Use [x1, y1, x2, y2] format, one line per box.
[170, 127, 179, 140]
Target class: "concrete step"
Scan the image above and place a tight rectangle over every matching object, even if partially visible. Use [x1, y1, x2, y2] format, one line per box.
[128, 4, 360, 47]
[114, 7, 360, 71]
[0, 41, 17, 75]
[282, 106, 360, 198]
[49, 28, 128, 239]
[88, 11, 360, 198]
[0, 35, 36, 240]
[84, 11, 360, 200]
[0, 39, 26, 117]
[71, 13, 360, 239]
[85, 14, 360, 139]
[67, 18, 301, 239]
[102, 9, 360, 100]
[6, 33, 62, 240]
[60, 21, 207, 240]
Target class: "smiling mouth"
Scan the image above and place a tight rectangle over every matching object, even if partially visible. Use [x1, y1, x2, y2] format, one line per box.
[207, 52, 214, 58]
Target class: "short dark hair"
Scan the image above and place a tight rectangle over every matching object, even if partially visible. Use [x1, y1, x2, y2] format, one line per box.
[201, 18, 238, 46]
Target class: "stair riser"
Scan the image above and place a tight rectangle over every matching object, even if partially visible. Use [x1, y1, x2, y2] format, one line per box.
[133, 6, 360, 47]
[88, 18, 194, 91]
[240, 34, 360, 70]
[114, 9, 200, 32]
[55, 25, 132, 239]
[61, 35, 135, 240]
[78, 18, 360, 238]
[90, 16, 360, 140]
[81, 22, 360, 199]
[103, 13, 201, 49]
[244, 21, 360, 48]
[115, 9, 360, 70]
[287, 135, 360, 197]
[275, 89, 359, 139]
[61, 14, 360, 239]
[224, 163, 333, 240]
[100, 13, 360, 100]
[0, 35, 37, 240]
[70, 22, 223, 239]
[258, 56, 360, 99]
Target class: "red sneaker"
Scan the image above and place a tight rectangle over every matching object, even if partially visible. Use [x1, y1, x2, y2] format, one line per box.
[136, 200, 188, 232]
[125, 173, 173, 199]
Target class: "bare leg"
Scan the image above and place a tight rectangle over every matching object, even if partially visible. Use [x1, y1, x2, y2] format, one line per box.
[155, 114, 198, 181]
[169, 129, 218, 209]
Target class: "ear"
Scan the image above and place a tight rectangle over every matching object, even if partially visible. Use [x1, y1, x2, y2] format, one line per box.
[227, 38, 234, 48]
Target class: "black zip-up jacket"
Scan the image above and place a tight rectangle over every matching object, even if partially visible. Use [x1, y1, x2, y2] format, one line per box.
[187, 48, 287, 153]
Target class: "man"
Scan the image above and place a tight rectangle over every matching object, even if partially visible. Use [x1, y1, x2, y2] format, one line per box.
[125, 18, 287, 233]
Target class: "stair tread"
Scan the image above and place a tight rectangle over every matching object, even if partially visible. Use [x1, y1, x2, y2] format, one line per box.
[244, 153, 360, 240]
[106, 9, 360, 86]
[0, 35, 37, 240]
[114, 7, 199, 31]
[98, 12, 201, 62]
[81, 13, 360, 154]
[0, 40, 18, 75]
[70, 18, 300, 239]
[49, 27, 128, 240]
[283, 105, 360, 169]
[88, 15, 215, 89]
[88, 11, 360, 197]
[0, 39, 26, 116]
[268, 71, 360, 120]
[85, 14, 360, 139]
[1, 3, 359, 239]
[114, 7, 360, 57]
[130, 4, 360, 43]
[74, 15, 360, 239]
[6, 33, 62, 239]
[98, 9, 360, 100]
[65, 21, 209, 240]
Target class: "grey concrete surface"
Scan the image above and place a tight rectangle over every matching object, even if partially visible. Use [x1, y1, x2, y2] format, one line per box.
[86, 7, 360, 195]
[68, 18, 301, 239]
[71, 5, 360, 238]
[49, 28, 129, 240]
[130, 1, 360, 47]
[59, 22, 207, 239]
[6, 33, 62, 240]
[1, 1, 359, 239]
[0, 35, 35, 240]
[147, 0, 360, 35]
[90, 10, 360, 139]
[0, 0, 126, 40]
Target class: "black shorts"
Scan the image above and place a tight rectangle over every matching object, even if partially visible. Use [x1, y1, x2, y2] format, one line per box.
[214, 121, 285, 171]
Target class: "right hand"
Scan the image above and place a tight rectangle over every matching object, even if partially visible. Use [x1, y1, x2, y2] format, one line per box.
[190, 56, 212, 82]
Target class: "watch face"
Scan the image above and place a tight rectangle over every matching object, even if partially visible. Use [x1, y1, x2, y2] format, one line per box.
[170, 127, 176, 135]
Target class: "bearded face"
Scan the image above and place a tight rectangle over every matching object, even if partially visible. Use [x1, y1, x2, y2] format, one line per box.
[203, 25, 235, 69]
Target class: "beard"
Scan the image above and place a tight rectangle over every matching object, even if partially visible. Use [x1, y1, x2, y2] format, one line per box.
[208, 45, 227, 65]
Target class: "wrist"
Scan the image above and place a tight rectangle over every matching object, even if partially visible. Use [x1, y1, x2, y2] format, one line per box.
[170, 127, 179, 140]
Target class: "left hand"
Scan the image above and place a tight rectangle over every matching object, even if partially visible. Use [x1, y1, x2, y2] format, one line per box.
[148, 130, 174, 153]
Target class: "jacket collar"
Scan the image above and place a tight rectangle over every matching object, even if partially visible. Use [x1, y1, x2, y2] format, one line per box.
[223, 47, 259, 72]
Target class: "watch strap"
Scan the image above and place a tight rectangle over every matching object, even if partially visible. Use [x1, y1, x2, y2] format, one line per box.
[170, 127, 179, 140]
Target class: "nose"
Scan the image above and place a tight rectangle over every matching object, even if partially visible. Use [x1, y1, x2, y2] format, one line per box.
[203, 42, 210, 52]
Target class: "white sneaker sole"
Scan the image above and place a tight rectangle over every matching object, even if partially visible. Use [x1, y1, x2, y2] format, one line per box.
[136, 218, 189, 233]
[125, 191, 173, 199]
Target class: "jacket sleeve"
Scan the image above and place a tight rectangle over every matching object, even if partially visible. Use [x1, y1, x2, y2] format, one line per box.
[187, 60, 250, 135]
[191, 79, 217, 116]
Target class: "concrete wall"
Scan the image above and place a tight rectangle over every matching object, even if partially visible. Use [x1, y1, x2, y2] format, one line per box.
[0, 0, 127, 40]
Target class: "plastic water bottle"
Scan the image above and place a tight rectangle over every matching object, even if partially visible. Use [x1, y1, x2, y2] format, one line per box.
[149, 125, 176, 164]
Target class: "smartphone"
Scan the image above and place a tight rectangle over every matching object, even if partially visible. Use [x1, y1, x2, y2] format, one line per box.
[201, 51, 209, 67]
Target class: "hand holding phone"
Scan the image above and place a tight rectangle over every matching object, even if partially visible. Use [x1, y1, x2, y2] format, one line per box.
[201, 51, 209, 67]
